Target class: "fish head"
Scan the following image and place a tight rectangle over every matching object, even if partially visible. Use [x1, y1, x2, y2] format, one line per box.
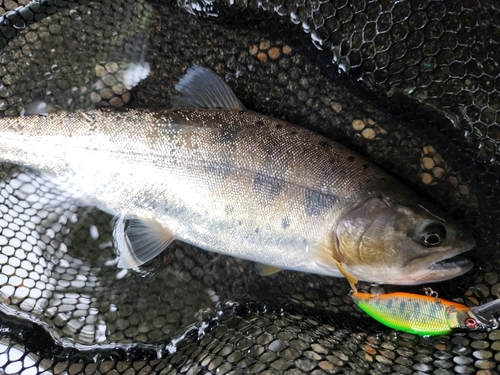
[333, 195, 475, 285]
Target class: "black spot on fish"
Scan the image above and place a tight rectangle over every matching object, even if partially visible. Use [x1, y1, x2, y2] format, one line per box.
[282, 218, 291, 229]
[151, 112, 168, 122]
[362, 163, 370, 169]
[255, 227, 259, 234]
[220, 129, 237, 143]
[253, 172, 285, 206]
[329, 158, 336, 164]
[255, 120, 265, 127]
[262, 144, 273, 155]
[347, 155, 355, 162]
[238, 221, 243, 226]
[204, 162, 232, 181]
[305, 190, 338, 217]
[276, 123, 283, 130]
[225, 205, 234, 215]
[262, 138, 282, 156]
[290, 130, 298, 135]
[380, 177, 386, 181]
[159, 152, 179, 167]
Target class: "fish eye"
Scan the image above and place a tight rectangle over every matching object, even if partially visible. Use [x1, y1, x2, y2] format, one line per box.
[465, 317, 477, 329]
[420, 224, 446, 246]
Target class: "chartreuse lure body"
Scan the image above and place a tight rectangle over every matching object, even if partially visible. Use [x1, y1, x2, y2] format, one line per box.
[351, 292, 494, 336]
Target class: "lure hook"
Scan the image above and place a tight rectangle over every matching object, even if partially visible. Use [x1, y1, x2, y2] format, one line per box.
[490, 318, 499, 330]
[423, 287, 438, 299]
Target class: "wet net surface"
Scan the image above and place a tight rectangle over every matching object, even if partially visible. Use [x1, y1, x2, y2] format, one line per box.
[0, 0, 499, 374]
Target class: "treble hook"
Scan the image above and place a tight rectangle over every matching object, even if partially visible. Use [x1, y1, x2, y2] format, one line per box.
[423, 287, 439, 299]
[490, 318, 499, 330]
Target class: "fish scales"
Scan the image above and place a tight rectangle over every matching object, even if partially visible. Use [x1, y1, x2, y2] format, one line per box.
[0, 108, 383, 273]
[0, 67, 474, 284]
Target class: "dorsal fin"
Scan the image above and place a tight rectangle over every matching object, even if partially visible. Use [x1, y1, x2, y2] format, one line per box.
[174, 66, 245, 110]
[114, 215, 174, 269]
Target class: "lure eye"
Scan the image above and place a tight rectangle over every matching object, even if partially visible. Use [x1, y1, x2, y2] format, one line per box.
[465, 317, 477, 329]
[420, 224, 446, 246]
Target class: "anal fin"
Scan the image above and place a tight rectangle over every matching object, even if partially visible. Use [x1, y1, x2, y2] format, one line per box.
[113, 215, 174, 269]
[257, 264, 283, 276]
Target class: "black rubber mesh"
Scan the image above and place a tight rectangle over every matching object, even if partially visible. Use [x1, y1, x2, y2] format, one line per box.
[0, 0, 499, 374]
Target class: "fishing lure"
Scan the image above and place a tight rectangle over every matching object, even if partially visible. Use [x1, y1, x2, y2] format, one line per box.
[351, 289, 500, 336]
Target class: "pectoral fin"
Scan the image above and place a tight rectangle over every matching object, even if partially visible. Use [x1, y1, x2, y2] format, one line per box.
[113, 215, 174, 269]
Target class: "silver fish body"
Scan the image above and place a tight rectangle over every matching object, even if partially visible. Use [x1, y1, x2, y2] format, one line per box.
[0, 67, 474, 285]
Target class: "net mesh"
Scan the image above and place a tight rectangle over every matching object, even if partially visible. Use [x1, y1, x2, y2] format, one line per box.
[0, 0, 499, 374]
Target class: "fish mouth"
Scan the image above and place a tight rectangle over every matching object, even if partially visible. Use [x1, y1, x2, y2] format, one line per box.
[432, 255, 472, 270]
[408, 230, 475, 284]
[350, 253, 474, 286]
[407, 255, 474, 284]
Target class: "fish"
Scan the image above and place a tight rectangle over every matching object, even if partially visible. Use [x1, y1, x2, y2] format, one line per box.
[351, 290, 499, 336]
[0, 66, 475, 286]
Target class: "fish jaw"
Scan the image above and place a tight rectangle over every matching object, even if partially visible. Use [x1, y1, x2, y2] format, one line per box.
[343, 255, 473, 285]
[399, 252, 474, 286]
[412, 256, 474, 284]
